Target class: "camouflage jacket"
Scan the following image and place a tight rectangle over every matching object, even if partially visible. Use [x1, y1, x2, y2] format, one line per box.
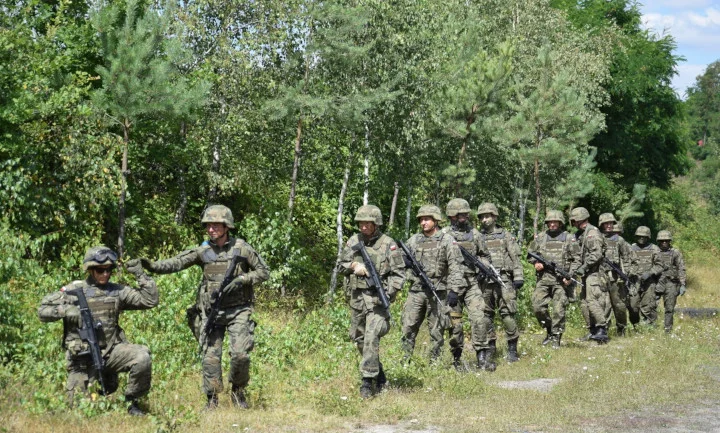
[604, 233, 638, 280]
[441, 225, 490, 295]
[630, 243, 664, 279]
[480, 225, 523, 282]
[38, 275, 158, 357]
[657, 247, 686, 285]
[569, 223, 606, 278]
[404, 230, 463, 293]
[528, 230, 575, 285]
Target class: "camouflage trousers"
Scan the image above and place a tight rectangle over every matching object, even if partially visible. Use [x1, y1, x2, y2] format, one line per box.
[401, 290, 449, 360]
[629, 281, 658, 325]
[66, 343, 152, 403]
[532, 282, 568, 335]
[579, 273, 610, 329]
[605, 278, 628, 332]
[202, 305, 255, 396]
[349, 303, 390, 379]
[656, 279, 680, 331]
[449, 280, 490, 353]
[483, 277, 518, 341]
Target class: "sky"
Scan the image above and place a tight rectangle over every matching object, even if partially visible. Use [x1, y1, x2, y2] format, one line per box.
[639, 1, 720, 99]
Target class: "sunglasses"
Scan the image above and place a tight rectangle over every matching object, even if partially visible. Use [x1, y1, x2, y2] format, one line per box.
[93, 266, 115, 275]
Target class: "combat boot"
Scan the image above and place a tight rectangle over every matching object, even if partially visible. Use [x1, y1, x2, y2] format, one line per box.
[126, 398, 145, 416]
[476, 349, 497, 372]
[617, 326, 626, 337]
[507, 338, 519, 363]
[451, 348, 465, 372]
[231, 385, 249, 409]
[542, 324, 553, 346]
[590, 326, 609, 344]
[552, 334, 562, 349]
[205, 394, 219, 410]
[359, 378, 374, 399]
[376, 363, 387, 393]
[579, 327, 595, 341]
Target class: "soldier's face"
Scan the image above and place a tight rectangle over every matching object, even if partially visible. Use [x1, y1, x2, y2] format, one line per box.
[90, 266, 113, 285]
[358, 221, 376, 237]
[479, 213, 496, 228]
[659, 240, 670, 250]
[206, 223, 228, 243]
[637, 236, 649, 246]
[601, 222, 614, 233]
[546, 221, 560, 231]
[418, 216, 436, 234]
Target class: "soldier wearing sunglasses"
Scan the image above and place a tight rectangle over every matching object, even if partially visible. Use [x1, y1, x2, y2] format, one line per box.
[38, 246, 158, 415]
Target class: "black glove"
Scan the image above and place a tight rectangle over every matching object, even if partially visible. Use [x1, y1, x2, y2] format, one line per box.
[574, 266, 587, 278]
[224, 275, 246, 293]
[640, 272, 653, 283]
[513, 280, 524, 290]
[64, 305, 81, 327]
[125, 259, 144, 276]
[447, 291, 459, 308]
[139, 258, 154, 270]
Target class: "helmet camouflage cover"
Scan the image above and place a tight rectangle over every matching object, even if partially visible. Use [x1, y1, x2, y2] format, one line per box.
[202, 205, 235, 229]
[416, 204, 443, 221]
[477, 202, 499, 216]
[570, 207, 590, 222]
[355, 204, 383, 226]
[656, 230, 673, 241]
[83, 246, 118, 271]
[598, 212, 617, 226]
[544, 210, 565, 224]
[446, 198, 471, 217]
[635, 226, 651, 238]
[613, 222, 624, 233]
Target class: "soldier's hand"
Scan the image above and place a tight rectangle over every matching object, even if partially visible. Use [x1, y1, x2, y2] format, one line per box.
[562, 278, 571, 286]
[640, 272, 652, 283]
[353, 263, 368, 277]
[125, 259, 144, 276]
[139, 258, 153, 270]
[575, 266, 586, 278]
[513, 280, 524, 290]
[64, 305, 81, 326]
[679, 285, 686, 296]
[447, 291, 459, 308]
[534, 262, 544, 272]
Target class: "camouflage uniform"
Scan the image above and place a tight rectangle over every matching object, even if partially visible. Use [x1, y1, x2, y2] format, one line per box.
[441, 199, 493, 370]
[142, 206, 269, 400]
[340, 205, 404, 395]
[402, 206, 463, 360]
[528, 210, 574, 346]
[630, 226, 664, 326]
[599, 213, 637, 336]
[478, 203, 523, 361]
[38, 246, 158, 407]
[655, 231, 686, 332]
[569, 207, 610, 342]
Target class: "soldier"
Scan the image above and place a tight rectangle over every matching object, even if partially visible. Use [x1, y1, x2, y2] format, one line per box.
[340, 205, 404, 398]
[528, 210, 575, 348]
[630, 226, 664, 326]
[599, 213, 637, 336]
[401, 205, 462, 361]
[655, 230, 686, 333]
[138, 205, 269, 409]
[38, 246, 158, 415]
[569, 207, 610, 344]
[478, 203, 524, 362]
[441, 198, 494, 371]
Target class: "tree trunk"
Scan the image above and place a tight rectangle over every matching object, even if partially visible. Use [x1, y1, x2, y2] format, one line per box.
[175, 121, 188, 224]
[404, 182, 412, 238]
[517, 187, 526, 241]
[288, 115, 303, 224]
[118, 120, 130, 259]
[363, 122, 370, 205]
[388, 181, 400, 226]
[328, 157, 352, 302]
[208, 100, 225, 203]
[457, 104, 478, 195]
[532, 130, 543, 239]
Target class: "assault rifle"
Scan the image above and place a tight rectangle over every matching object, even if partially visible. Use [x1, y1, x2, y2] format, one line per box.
[526, 251, 583, 287]
[457, 245, 506, 288]
[603, 258, 638, 295]
[397, 240, 452, 319]
[352, 240, 391, 310]
[201, 254, 245, 348]
[65, 288, 107, 395]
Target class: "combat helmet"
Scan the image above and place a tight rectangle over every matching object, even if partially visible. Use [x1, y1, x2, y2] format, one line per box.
[477, 202, 499, 216]
[635, 226, 651, 238]
[83, 246, 118, 271]
[613, 222, 624, 233]
[202, 205, 235, 229]
[569, 207, 590, 223]
[544, 210, 565, 225]
[416, 204, 443, 221]
[598, 213, 617, 226]
[656, 230, 673, 241]
[446, 198, 471, 217]
[355, 205, 383, 226]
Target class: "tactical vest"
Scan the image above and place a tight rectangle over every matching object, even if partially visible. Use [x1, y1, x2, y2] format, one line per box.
[444, 227, 478, 276]
[410, 233, 448, 284]
[64, 280, 124, 357]
[349, 234, 393, 290]
[632, 244, 655, 273]
[541, 231, 568, 266]
[605, 234, 620, 264]
[200, 239, 251, 307]
[657, 249, 677, 279]
[483, 229, 507, 270]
